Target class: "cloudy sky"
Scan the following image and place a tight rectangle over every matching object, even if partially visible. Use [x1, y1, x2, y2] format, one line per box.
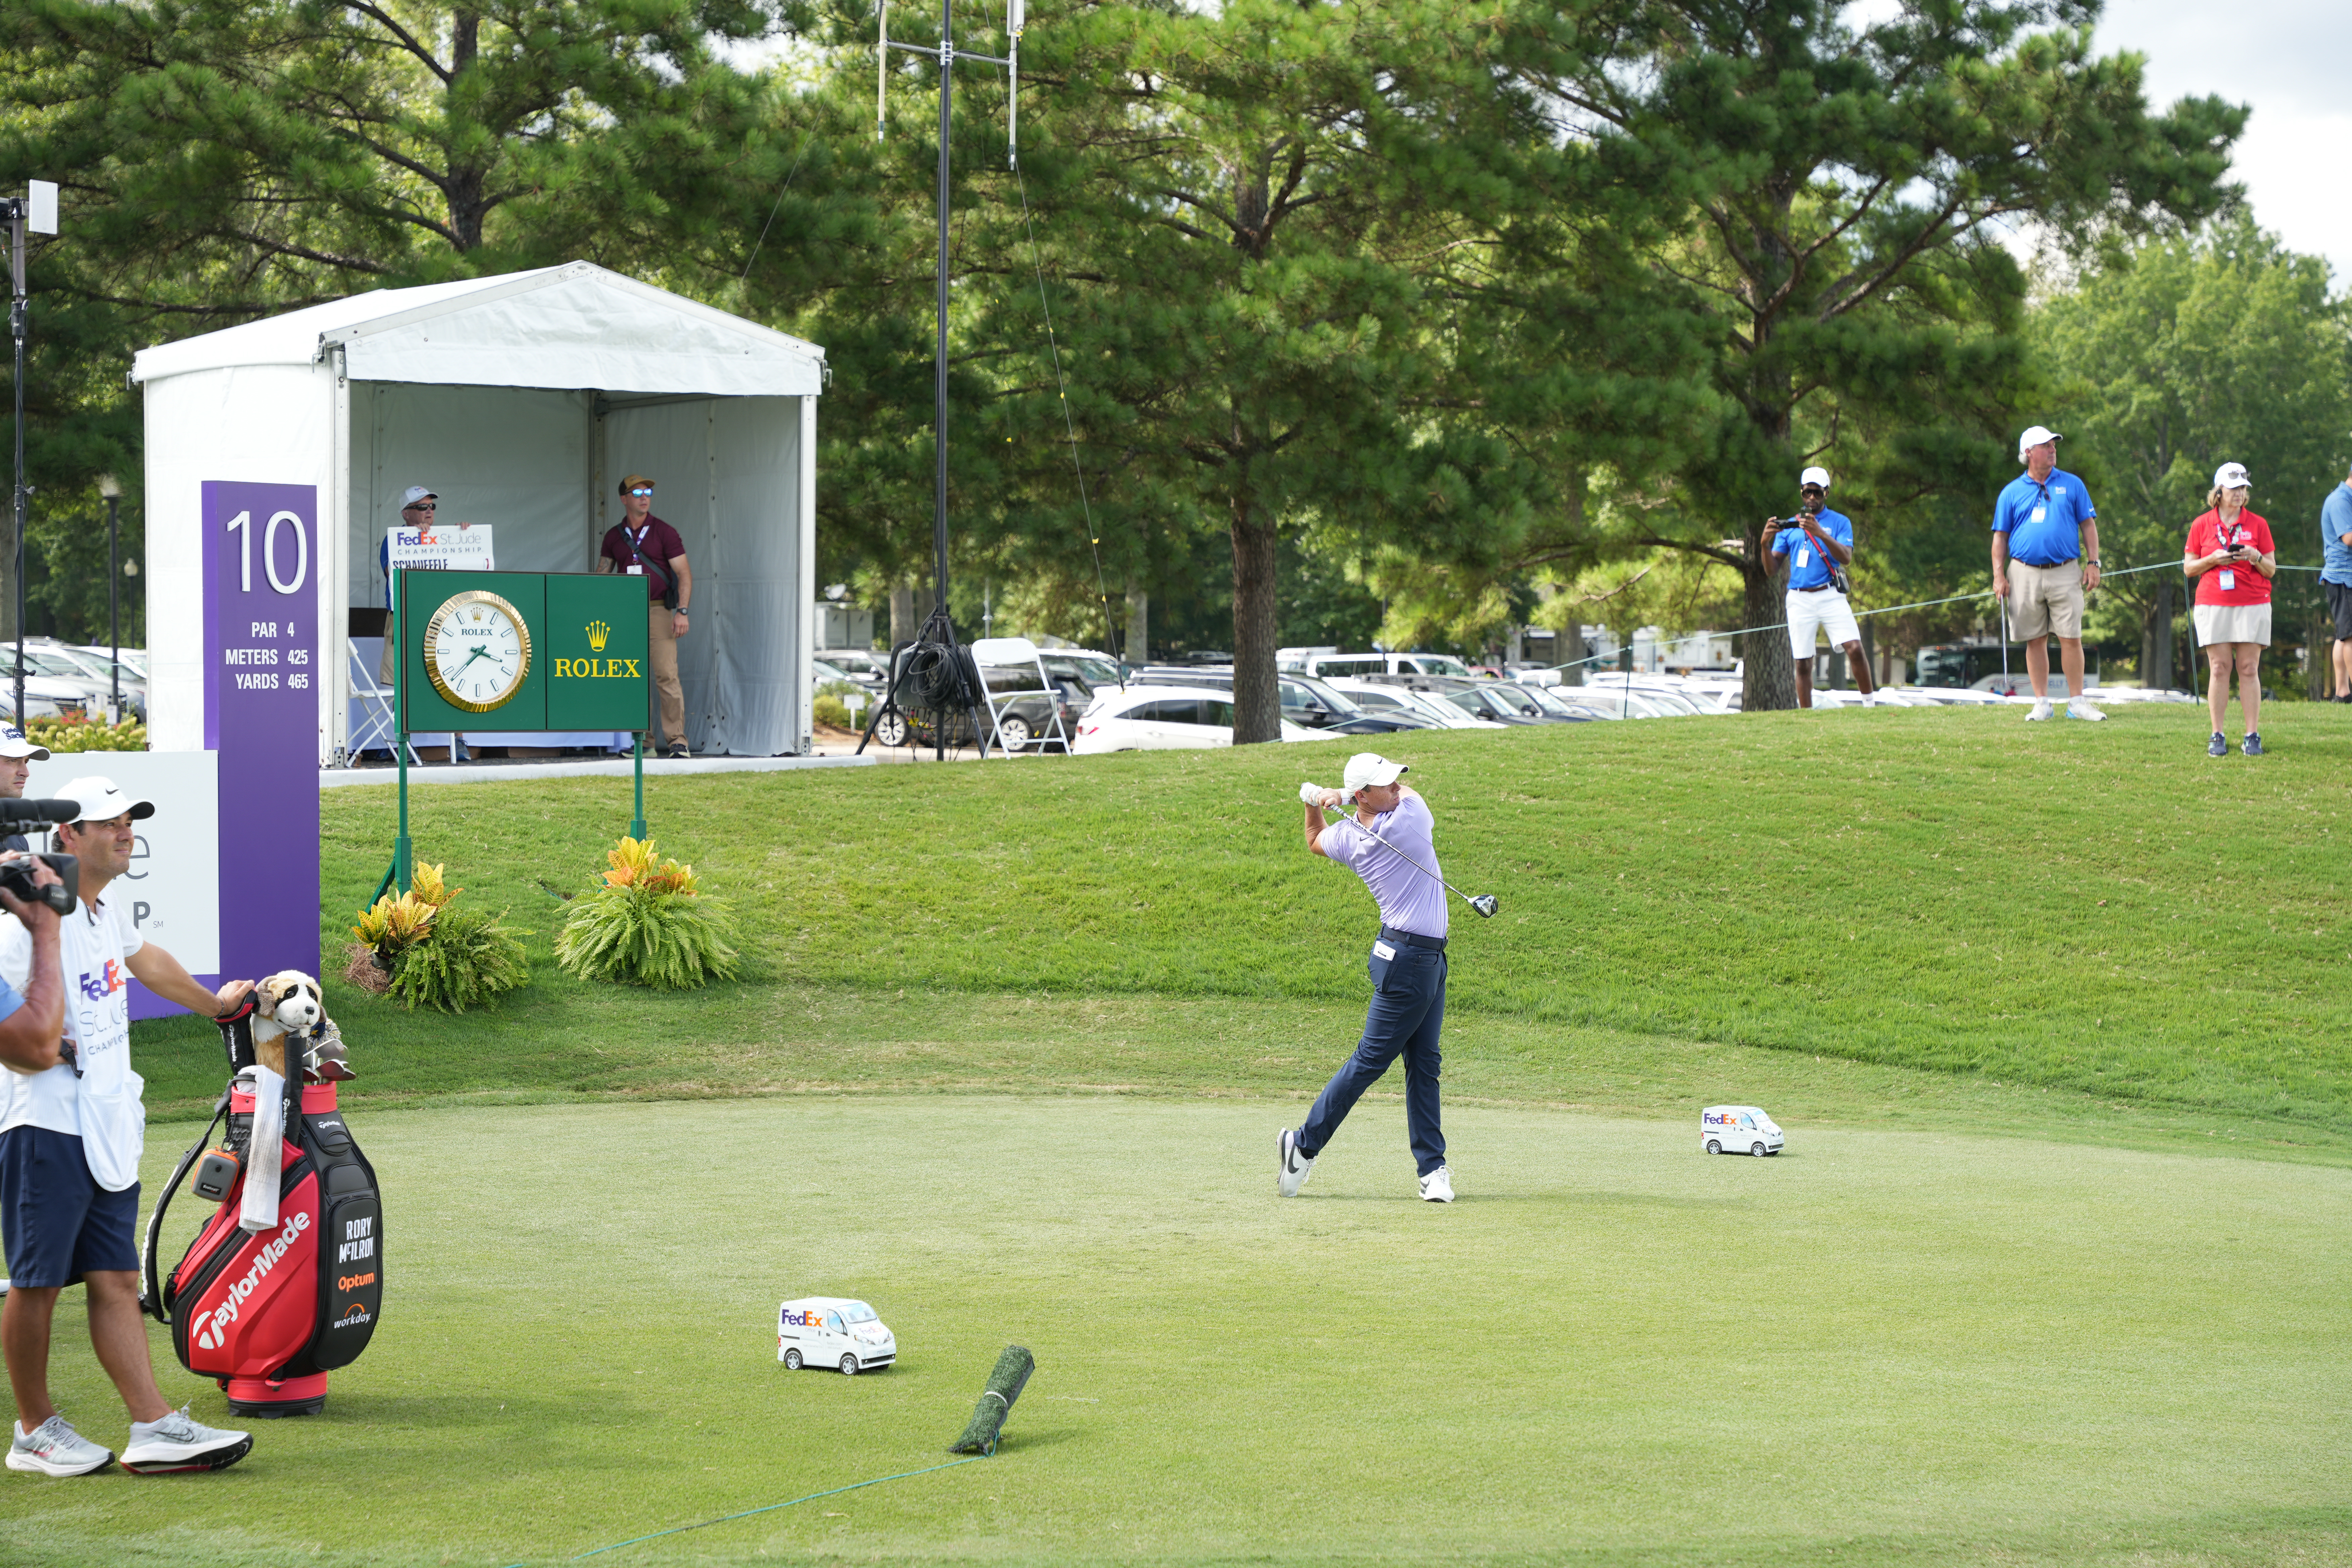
[2094, 0, 2350, 282]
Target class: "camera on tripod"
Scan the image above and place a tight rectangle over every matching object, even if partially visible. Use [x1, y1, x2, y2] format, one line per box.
[0, 797, 84, 915]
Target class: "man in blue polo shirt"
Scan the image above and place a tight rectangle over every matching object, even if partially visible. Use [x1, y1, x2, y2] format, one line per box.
[2319, 462, 2352, 701]
[1991, 426, 2104, 721]
[1765, 466, 1881, 708]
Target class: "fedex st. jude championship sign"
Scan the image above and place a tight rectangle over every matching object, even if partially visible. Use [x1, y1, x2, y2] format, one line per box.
[396, 571, 649, 733]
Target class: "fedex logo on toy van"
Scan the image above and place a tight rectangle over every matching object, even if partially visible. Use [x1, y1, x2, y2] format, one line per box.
[779, 1308, 828, 1329]
[1702, 1111, 1752, 1129]
[192, 1211, 312, 1352]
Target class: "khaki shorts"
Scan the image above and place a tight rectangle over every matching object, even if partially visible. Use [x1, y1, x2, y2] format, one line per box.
[2006, 560, 2083, 641]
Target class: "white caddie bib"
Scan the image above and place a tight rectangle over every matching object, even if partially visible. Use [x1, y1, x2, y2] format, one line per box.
[61, 903, 144, 1191]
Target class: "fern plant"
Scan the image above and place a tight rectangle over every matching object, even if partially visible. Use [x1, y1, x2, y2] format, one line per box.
[554, 837, 739, 990]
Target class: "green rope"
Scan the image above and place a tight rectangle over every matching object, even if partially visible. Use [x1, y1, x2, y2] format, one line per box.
[500, 1456, 986, 1565]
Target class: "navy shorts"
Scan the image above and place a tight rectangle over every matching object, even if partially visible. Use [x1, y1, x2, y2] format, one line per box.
[2327, 581, 2352, 642]
[0, 1126, 141, 1288]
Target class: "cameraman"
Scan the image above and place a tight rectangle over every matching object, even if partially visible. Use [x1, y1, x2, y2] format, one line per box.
[1764, 467, 1881, 708]
[0, 726, 51, 854]
[0, 777, 253, 1477]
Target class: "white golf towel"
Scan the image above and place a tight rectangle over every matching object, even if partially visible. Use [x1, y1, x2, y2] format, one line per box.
[237, 1066, 285, 1233]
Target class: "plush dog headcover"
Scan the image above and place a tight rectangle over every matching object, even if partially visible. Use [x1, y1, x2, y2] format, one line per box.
[252, 971, 350, 1080]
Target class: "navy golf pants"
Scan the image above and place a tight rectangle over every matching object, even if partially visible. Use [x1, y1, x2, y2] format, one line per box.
[1298, 937, 1447, 1176]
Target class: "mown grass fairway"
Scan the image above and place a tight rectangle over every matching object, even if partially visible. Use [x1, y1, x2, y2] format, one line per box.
[6, 706, 2349, 1564]
[4, 1097, 2348, 1566]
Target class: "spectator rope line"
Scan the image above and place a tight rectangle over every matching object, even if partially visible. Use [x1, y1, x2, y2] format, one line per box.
[499, 1456, 986, 1565]
[1542, 560, 2325, 674]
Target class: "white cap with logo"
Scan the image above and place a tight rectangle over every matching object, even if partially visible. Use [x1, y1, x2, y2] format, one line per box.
[2017, 425, 2060, 460]
[54, 776, 155, 825]
[1343, 753, 1409, 796]
[2213, 461, 2250, 490]
[399, 485, 438, 509]
[1799, 466, 1831, 490]
[0, 725, 49, 762]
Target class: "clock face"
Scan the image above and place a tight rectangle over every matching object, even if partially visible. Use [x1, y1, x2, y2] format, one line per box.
[423, 591, 533, 713]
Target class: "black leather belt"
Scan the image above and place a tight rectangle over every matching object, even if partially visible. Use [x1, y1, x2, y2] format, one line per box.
[1379, 926, 1446, 951]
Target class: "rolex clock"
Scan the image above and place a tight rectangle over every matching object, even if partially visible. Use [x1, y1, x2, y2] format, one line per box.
[422, 589, 533, 713]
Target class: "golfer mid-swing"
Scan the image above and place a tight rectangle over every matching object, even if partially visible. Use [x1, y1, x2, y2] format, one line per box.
[1279, 753, 1453, 1202]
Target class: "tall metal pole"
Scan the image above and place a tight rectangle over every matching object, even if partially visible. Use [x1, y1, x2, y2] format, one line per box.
[104, 484, 119, 719]
[9, 208, 24, 729]
[934, 0, 953, 621]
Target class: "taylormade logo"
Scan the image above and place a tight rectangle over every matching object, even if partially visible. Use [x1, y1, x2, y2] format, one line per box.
[192, 1212, 311, 1352]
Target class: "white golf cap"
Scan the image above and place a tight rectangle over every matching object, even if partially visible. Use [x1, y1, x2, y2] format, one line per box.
[54, 775, 154, 825]
[2017, 425, 2060, 459]
[0, 724, 48, 761]
[399, 485, 438, 508]
[2213, 461, 2251, 490]
[1343, 753, 1409, 793]
[1799, 466, 1831, 489]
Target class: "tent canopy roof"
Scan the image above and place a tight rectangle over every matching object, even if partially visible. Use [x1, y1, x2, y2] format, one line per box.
[131, 261, 824, 398]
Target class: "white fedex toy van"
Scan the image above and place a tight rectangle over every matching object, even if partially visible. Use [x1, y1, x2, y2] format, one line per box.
[777, 1297, 897, 1374]
[1701, 1106, 1783, 1157]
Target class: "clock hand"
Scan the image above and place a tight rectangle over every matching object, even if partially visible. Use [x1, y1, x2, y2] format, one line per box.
[457, 645, 493, 669]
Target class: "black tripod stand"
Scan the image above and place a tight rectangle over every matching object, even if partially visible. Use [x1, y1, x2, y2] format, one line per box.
[856, 604, 995, 760]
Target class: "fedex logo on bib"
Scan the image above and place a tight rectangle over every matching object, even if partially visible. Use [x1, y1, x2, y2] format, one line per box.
[77, 959, 125, 1003]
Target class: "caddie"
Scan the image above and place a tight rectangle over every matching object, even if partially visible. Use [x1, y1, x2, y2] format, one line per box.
[0, 777, 254, 1476]
[1278, 753, 1454, 1203]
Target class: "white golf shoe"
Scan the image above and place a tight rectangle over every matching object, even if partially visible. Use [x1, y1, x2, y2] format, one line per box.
[2067, 699, 2107, 722]
[8, 1416, 114, 1477]
[119, 1407, 252, 1474]
[2025, 699, 2053, 721]
[1276, 1128, 1315, 1197]
[1419, 1166, 1455, 1203]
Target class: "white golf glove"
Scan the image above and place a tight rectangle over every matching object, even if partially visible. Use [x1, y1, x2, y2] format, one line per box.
[1299, 780, 1326, 806]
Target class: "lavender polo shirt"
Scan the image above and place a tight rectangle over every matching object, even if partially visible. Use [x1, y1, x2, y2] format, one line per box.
[1321, 792, 1450, 941]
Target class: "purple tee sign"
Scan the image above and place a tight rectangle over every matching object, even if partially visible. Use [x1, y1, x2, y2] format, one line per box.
[155, 480, 322, 1016]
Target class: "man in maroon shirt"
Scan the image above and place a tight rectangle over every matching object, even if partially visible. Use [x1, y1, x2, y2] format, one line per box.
[598, 474, 694, 757]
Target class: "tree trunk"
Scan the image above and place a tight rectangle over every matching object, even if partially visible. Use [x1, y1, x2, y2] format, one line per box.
[1559, 622, 1583, 685]
[1230, 506, 1281, 743]
[890, 583, 934, 648]
[1125, 585, 1148, 667]
[1741, 563, 1796, 710]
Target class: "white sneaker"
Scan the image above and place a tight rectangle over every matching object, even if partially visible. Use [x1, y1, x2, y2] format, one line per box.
[119, 1407, 252, 1475]
[1419, 1166, 1455, 1203]
[1276, 1128, 1315, 1197]
[2025, 699, 2053, 721]
[2066, 699, 2106, 722]
[8, 1416, 114, 1477]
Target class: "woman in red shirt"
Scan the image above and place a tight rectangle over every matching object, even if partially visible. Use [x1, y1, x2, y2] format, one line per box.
[2182, 461, 2276, 757]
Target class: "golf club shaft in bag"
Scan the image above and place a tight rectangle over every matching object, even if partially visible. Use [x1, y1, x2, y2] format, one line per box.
[140, 1001, 384, 1417]
[1315, 802, 1497, 918]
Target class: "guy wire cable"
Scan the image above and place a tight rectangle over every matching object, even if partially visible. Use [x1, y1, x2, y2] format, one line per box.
[1012, 151, 1125, 683]
[740, 132, 817, 288]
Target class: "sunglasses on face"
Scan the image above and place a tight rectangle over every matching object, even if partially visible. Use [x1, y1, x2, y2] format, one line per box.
[1800, 487, 1825, 497]
[628, 488, 654, 497]
[405, 502, 436, 512]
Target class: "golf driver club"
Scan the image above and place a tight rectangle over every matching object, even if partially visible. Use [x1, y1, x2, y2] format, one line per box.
[1307, 788, 1498, 918]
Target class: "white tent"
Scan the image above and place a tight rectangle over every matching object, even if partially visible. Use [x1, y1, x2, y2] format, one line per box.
[133, 261, 827, 762]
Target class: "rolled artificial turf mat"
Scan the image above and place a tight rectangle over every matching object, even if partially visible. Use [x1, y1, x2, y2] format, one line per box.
[948, 1343, 1035, 1454]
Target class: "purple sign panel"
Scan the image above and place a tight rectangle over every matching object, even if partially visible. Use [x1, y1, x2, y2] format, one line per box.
[145, 480, 323, 1015]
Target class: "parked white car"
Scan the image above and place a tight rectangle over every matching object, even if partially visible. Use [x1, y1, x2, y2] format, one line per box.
[777, 1297, 897, 1374]
[1074, 683, 1320, 752]
[1701, 1106, 1783, 1157]
[1323, 677, 1506, 730]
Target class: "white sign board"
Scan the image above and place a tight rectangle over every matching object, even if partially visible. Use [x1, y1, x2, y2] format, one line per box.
[24, 749, 220, 975]
[386, 524, 495, 572]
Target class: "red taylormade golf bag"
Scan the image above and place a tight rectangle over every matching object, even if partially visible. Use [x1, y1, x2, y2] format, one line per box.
[141, 1002, 384, 1416]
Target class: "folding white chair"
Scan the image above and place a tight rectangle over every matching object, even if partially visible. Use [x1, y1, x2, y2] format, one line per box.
[966, 636, 1073, 756]
[346, 639, 422, 765]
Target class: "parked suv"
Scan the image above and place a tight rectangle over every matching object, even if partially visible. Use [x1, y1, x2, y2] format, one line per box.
[1131, 666, 1432, 733]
